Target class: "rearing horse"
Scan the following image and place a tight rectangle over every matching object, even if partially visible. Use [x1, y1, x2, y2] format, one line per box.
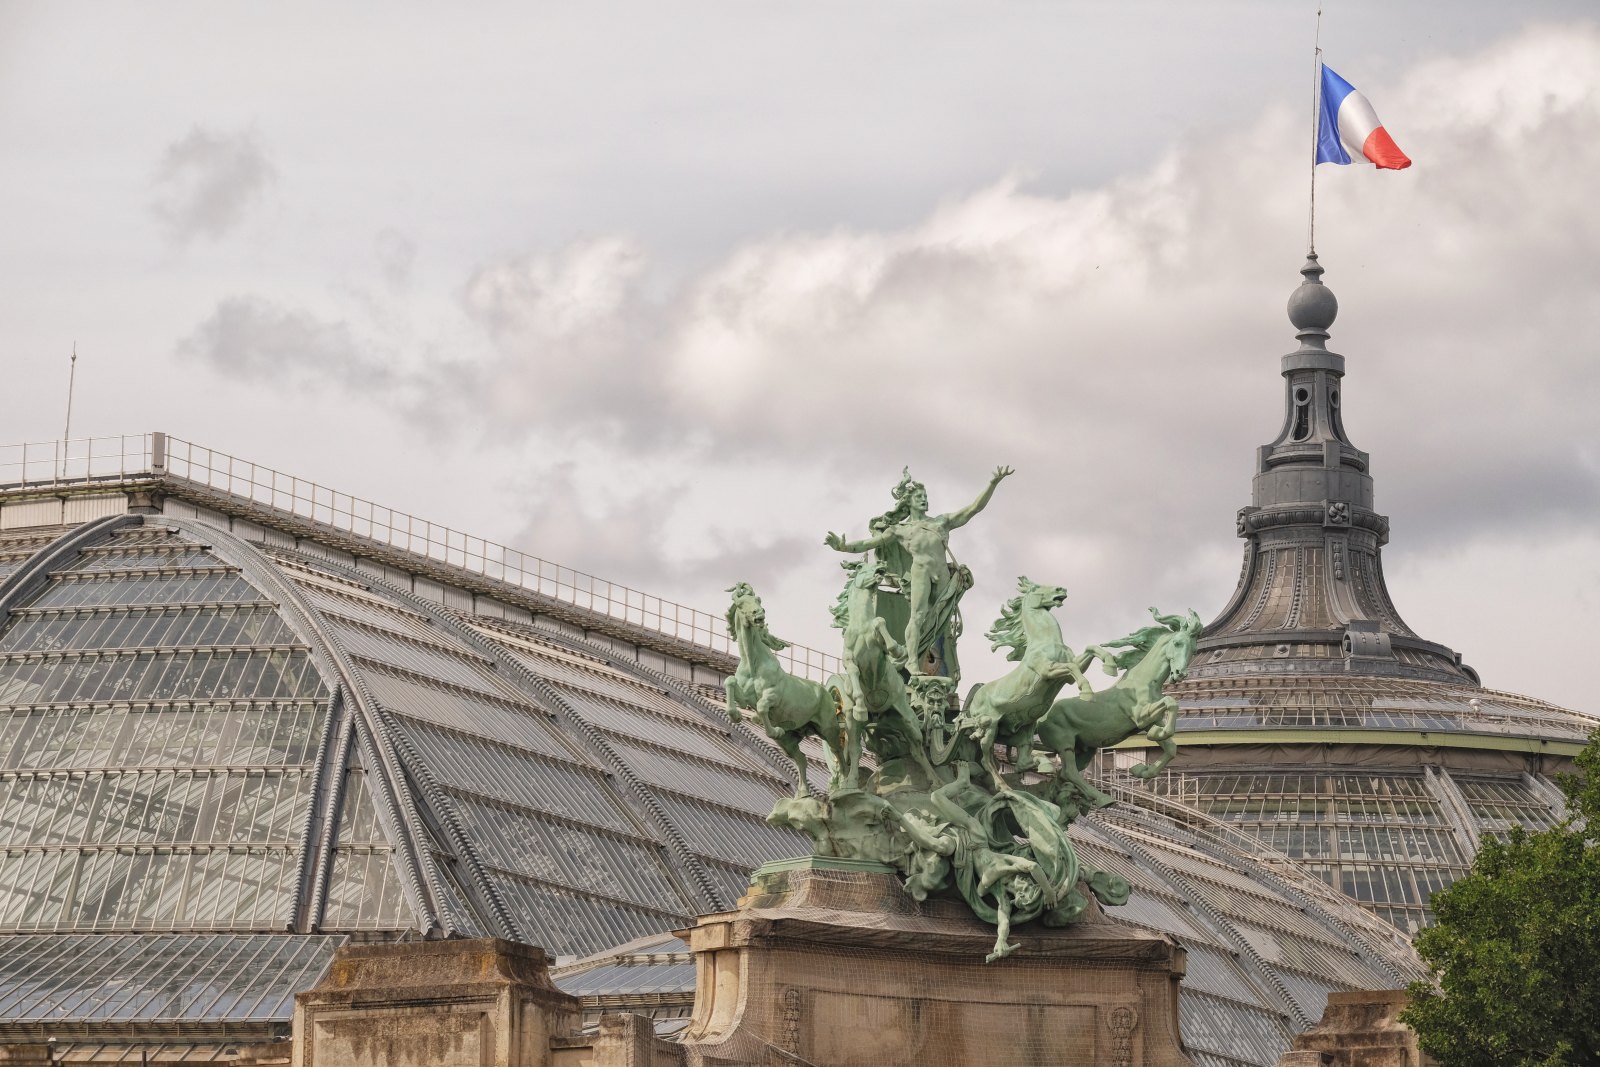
[724, 582, 844, 796]
[832, 559, 936, 787]
[945, 577, 1092, 789]
[1033, 607, 1202, 808]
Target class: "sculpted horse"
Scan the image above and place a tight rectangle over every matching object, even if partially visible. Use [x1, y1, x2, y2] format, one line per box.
[724, 582, 843, 796]
[944, 577, 1092, 789]
[1033, 607, 1202, 808]
[830, 559, 935, 786]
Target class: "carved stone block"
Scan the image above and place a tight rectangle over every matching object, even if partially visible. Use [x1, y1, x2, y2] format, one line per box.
[673, 862, 1197, 1067]
[291, 937, 579, 1067]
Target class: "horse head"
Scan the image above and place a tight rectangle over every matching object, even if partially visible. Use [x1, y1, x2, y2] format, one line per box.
[725, 582, 765, 637]
[843, 557, 893, 590]
[987, 577, 1069, 660]
[1148, 606, 1203, 681]
[1018, 575, 1069, 612]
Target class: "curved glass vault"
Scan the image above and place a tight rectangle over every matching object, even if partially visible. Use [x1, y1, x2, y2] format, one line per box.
[0, 516, 810, 1058]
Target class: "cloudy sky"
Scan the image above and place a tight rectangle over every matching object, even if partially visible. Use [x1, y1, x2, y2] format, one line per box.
[1, 2, 1596, 712]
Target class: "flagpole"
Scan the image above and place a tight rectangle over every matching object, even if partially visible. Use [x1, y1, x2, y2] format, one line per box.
[1308, 5, 1324, 256]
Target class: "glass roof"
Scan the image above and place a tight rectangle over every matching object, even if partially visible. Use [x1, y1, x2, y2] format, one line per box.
[0, 525, 331, 935]
[0, 511, 1575, 1064]
[0, 932, 342, 1022]
[1144, 765, 1567, 934]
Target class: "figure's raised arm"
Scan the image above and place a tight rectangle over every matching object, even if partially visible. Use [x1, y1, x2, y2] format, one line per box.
[945, 465, 1014, 529]
[824, 528, 894, 554]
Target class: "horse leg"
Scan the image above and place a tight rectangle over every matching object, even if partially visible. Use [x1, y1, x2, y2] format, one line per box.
[1132, 695, 1178, 735]
[1130, 697, 1179, 779]
[831, 696, 862, 793]
[1044, 732, 1115, 808]
[872, 618, 908, 668]
[757, 690, 809, 797]
[978, 720, 1011, 791]
[1014, 732, 1048, 776]
[1037, 715, 1113, 807]
[1132, 732, 1178, 779]
[1148, 696, 1179, 740]
[1083, 645, 1121, 678]
[773, 730, 812, 798]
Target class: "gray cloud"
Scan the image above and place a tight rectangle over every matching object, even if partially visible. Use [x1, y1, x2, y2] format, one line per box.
[503, 458, 814, 598]
[177, 296, 391, 392]
[161, 23, 1600, 705]
[447, 236, 668, 442]
[376, 229, 416, 293]
[150, 125, 276, 243]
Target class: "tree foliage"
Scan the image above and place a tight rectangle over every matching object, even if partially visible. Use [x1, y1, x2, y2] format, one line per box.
[1401, 735, 1600, 1066]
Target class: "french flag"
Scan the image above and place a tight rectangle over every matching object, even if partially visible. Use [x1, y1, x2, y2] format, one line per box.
[1317, 65, 1411, 170]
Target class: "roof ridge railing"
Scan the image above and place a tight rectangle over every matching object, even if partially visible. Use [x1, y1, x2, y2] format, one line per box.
[0, 432, 842, 682]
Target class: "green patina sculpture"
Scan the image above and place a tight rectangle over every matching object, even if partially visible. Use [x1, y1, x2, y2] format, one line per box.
[824, 465, 1011, 680]
[723, 466, 1200, 963]
[724, 581, 844, 795]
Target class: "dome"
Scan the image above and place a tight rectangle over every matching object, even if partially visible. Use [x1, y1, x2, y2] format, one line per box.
[1106, 257, 1595, 937]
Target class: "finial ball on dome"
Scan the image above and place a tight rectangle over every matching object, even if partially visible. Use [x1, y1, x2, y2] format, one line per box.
[1287, 253, 1338, 332]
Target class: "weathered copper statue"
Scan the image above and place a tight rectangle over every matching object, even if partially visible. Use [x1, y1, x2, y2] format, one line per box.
[723, 467, 1197, 962]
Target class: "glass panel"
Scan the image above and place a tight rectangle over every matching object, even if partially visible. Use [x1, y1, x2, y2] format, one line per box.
[336, 625, 500, 692]
[654, 791, 805, 867]
[0, 606, 297, 654]
[452, 795, 691, 912]
[363, 668, 576, 762]
[1177, 989, 1291, 1065]
[0, 933, 344, 1023]
[0, 650, 324, 704]
[1454, 775, 1562, 834]
[0, 770, 311, 848]
[295, 584, 439, 642]
[489, 873, 680, 958]
[29, 573, 264, 609]
[603, 737, 785, 816]
[555, 685, 772, 774]
[321, 848, 409, 929]
[393, 717, 636, 834]
[500, 646, 697, 719]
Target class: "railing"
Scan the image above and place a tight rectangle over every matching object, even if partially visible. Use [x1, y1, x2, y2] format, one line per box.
[0, 435, 155, 487]
[0, 432, 843, 681]
[1174, 702, 1596, 742]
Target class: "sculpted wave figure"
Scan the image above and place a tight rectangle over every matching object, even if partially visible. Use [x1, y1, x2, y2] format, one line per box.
[724, 466, 1196, 962]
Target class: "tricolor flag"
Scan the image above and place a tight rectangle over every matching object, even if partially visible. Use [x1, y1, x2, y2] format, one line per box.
[1316, 65, 1411, 170]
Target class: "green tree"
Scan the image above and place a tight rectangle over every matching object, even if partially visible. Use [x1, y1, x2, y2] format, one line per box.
[1401, 734, 1600, 1066]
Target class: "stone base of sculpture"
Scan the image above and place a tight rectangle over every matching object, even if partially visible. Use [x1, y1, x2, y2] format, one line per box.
[673, 859, 1198, 1067]
[291, 938, 579, 1067]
